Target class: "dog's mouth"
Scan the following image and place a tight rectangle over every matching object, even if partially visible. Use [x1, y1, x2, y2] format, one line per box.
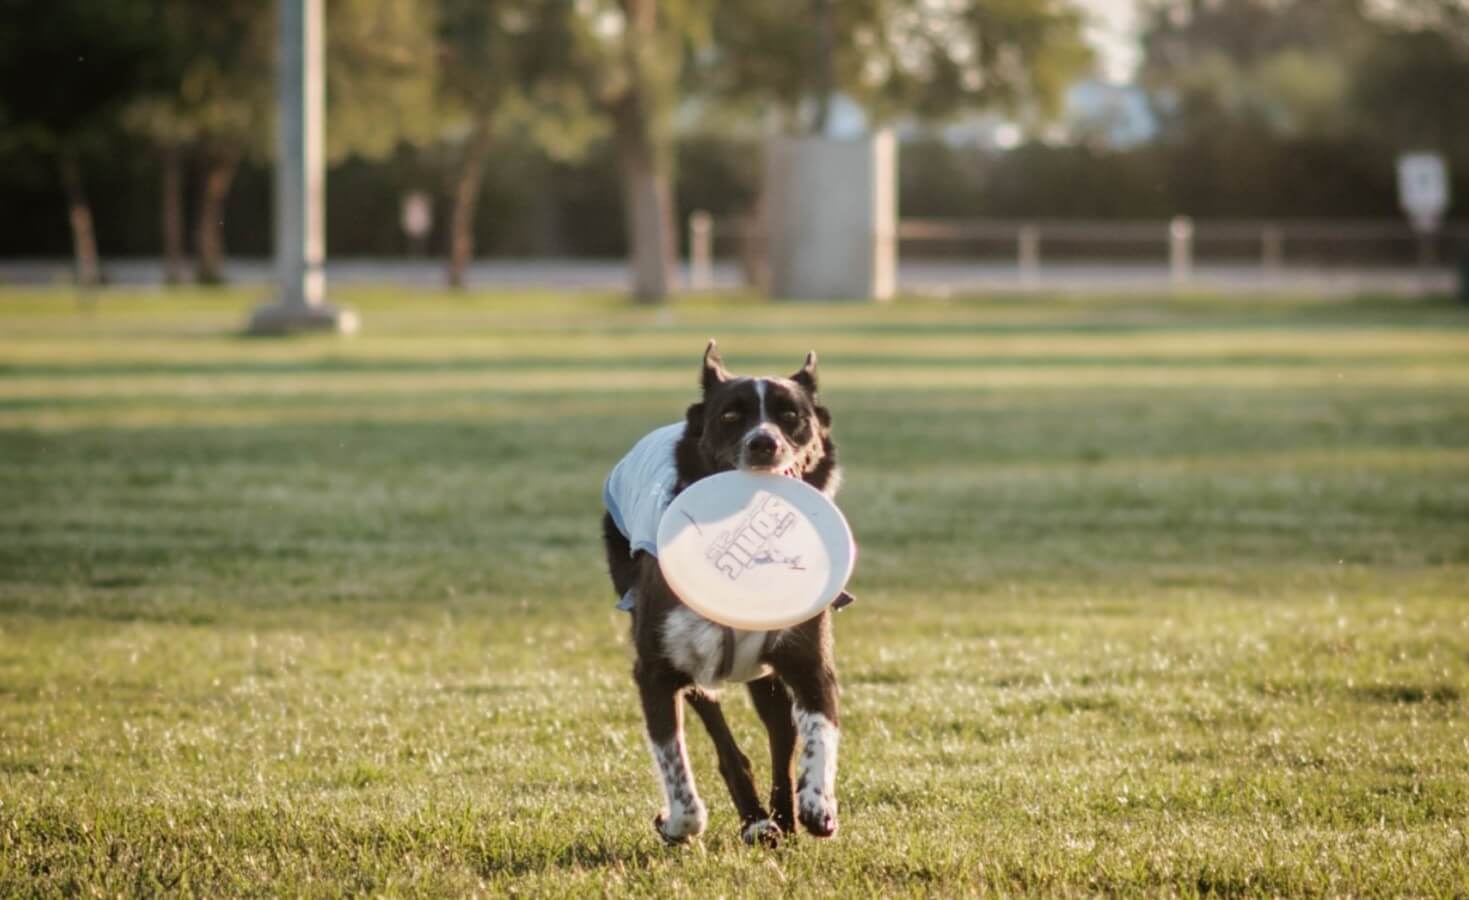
[741, 460, 804, 478]
[738, 442, 821, 479]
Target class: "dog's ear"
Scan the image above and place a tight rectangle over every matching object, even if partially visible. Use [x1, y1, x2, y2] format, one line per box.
[702, 340, 729, 393]
[791, 350, 818, 394]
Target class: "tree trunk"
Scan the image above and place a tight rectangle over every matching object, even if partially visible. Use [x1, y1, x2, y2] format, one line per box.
[739, 177, 770, 292]
[808, 0, 836, 135]
[611, 103, 675, 302]
[58, 153, 101, 288]
[194, 144, 241, 285]
[447, 116, 493, 290]
[161, 143, 187, 285]
[609, 0, 676, 304]
[615, 133, 676, 304]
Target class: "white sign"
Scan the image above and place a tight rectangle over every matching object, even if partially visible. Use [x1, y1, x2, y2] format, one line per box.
[1398, 153, 1450, 233]
[400, 191, 433, 240]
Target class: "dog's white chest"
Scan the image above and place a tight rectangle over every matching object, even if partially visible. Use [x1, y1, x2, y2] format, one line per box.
[661, 607, 773, 686]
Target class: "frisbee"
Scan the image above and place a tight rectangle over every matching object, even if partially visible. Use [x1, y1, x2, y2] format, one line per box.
[656, 471, 856, 631]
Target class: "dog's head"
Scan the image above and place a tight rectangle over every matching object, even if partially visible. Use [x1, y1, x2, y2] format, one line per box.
[680, 340, 835, 486]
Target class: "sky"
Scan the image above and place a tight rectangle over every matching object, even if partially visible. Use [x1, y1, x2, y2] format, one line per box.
[1078, 0, 1143, 83]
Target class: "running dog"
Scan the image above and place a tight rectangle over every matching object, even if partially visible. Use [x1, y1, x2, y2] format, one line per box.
[601, 341, 845, 846]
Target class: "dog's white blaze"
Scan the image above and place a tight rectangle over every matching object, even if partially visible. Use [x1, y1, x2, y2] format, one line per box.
[662, 607, 772, 685]
[662, 607, 725, 685]
[648, 734, 707, 841]
[794, 708, 839, 833]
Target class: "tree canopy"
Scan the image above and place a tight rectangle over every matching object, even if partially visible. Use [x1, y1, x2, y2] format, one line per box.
[702, 0, 1092, 134]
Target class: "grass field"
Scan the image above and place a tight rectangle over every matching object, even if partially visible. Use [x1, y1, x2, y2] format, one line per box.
[1, 287, 1467, 896]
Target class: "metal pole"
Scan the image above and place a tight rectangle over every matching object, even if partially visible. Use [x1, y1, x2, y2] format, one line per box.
[278, 0, 321, 308]
[689, 211, 713, 291]
[248, 0, 356, 334]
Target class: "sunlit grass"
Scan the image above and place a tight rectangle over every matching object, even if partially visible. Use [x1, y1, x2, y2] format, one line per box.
[1, 287, 1467, 895]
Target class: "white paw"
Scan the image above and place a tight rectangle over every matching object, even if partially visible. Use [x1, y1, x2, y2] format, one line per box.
[655, 799, 707, 844]
[797, 785, 838, 837]
[794, 709, 840, 837]
[741, 818, 783, 846]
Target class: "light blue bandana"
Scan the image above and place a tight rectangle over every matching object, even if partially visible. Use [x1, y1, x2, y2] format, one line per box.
[604, 422, 685, 610]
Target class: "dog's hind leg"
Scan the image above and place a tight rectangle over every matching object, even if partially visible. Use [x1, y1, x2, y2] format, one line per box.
[634, 662, 707, 844]
[685, 690, 774, 844]
[747, 675, 798, 840]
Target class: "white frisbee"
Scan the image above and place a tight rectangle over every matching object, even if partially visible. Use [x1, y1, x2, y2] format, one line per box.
[656, 471, 856, 631]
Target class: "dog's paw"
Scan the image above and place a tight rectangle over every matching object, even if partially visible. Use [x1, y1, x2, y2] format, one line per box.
[740, 818, 784, 847]
[797, 783, 838, 838]
[654, 799, 708, 845]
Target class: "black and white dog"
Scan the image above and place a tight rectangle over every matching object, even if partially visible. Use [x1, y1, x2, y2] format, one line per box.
[601, 341, 844, 846]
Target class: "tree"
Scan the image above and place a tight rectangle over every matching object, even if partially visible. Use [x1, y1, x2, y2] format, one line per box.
[133, 0, 435, 285]
[700, 0, 1093, 134]
[0, 0, 158, 286]
[1351, 17, 1469, 160]
[434, 0, 595, 288]
[1136, 0, 1376, 141]
[1137, 0, 1469, 199]
[561, 0, 712, 302]
[695, 0, 1090, 289]
[131, 0, 272, 284]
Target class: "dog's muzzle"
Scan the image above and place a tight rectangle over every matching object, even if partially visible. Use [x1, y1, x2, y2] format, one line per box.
[744, 431, 779, 466]
[739, 425, 807, 477]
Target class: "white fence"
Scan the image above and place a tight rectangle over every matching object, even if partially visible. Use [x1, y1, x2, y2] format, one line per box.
[688, 214, 1469, 294]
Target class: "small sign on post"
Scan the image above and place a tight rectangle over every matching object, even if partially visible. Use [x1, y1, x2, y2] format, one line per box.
[400, 191, 433, 256]
[1398, 153, 1450, 233]
[1398, 153, 1450, 269]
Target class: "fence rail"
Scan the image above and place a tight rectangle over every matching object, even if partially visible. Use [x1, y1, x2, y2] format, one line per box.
[688, 213, 1469, 291]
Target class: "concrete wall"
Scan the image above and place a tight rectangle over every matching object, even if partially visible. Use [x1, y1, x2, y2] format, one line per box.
[765, 131, 897, 301]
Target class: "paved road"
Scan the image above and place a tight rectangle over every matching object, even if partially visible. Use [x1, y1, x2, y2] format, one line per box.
[1, 257, 1458, 296]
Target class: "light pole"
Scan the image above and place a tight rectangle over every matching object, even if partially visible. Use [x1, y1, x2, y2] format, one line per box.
[248, 0, 357, 335]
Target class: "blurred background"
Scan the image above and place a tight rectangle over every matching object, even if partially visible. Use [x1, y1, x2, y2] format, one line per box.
[3, 4, 1469, 892]
[2, 0, 1466, 297]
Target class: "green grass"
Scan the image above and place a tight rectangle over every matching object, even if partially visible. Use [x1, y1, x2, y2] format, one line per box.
[1, 286, 1467, 896]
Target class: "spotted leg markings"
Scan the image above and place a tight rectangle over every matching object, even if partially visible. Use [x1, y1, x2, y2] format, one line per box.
[794, 709, 839, 837]
[648, 737, 707, 844]
[740, 818, 783, 847]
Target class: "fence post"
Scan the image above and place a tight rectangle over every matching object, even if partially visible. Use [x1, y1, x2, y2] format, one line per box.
[689, 210, 713, 291]
[1018, 225, 1040, 288]
[1169, 216, 1194, 287]
[1262, 225, 1283, 277]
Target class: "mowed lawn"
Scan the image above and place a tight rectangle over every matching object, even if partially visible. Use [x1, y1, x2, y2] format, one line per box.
[1, 287, 1467, 896]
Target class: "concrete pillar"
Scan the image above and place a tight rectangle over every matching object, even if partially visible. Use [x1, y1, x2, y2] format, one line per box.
[1169, 216, 1194, 288]
[1262, 225, 1283, 277]
[688, 210, 713, 291]
[764, 131, 896, 301]
[248, 0, 357, 335]
[1018, 225, 1040, 288]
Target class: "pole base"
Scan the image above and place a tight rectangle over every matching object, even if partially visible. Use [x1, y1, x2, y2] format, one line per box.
[246, 301, 359, 336]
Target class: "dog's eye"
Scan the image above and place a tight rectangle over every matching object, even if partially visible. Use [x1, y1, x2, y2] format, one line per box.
[720, 410, 740, 424]
[781, 410, 800, 422]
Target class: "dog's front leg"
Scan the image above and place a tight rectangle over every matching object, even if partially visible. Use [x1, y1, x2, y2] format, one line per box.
[634, 662, 707, 844]
[774, 655, 840, 838]
[747, 675, 798, 839]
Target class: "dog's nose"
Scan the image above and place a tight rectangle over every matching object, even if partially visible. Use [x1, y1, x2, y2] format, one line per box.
[746, 432, 778, 461]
